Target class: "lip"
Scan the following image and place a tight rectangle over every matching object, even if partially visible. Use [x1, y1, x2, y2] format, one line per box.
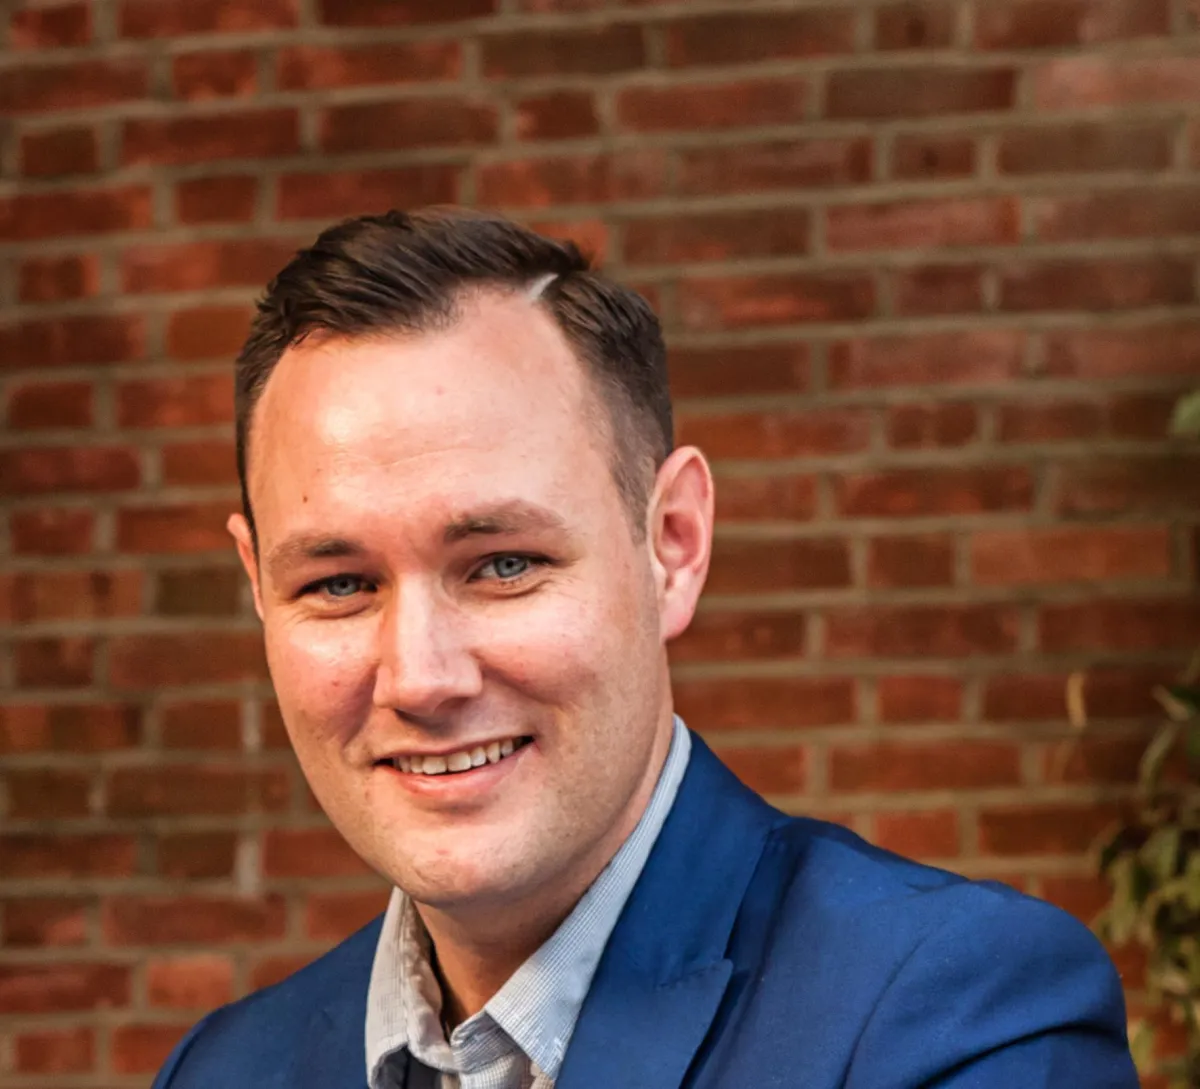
[374, 735, 530, 762]
[374, 738, 532, 800]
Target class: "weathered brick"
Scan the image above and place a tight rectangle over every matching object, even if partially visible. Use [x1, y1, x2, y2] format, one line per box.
[317, 0, 495, 25]
[0, 186, 152, 241]
[674, 677, 856, 730]
[676, 137, 873, 195]
[0, 447, 140, 496]
[277, 41, 462, 90]
[483, 24, 645, 76]
[116, 503, 233, 553]
[868, 534, 956, 587]
[972, 526, 1173, 585]
[7, 379, 94, 430]
[18, 254, 100, 302]
[707, 538, 852, 594]
[0, 314, 145, 368]
[161, 440, 237, 486]
[717, 746, 808, 795]
[830, 741, 1021, 791]
[669, 343, 811, 399]
[120, 0, 297, 36]
[109, 633, 267, 689]
[999, 256, 1194, 312]
[827, 66, 1015, 118]
[997, 120, 1174, 174]
[664, 9, 856, 66]
[9, 508, 96, 555]
[20, 126, 99, 177]
[872, 810, 960, 858]
[877, 676, 963, 722]
[886, 402, 977, 449]
[976, 0, 1169, 50]
[678, 272, 876, 330]
[623, 208, 811, 265]
[827, 197, 1018, 251]
[617, 77, 810, 132]
[890, 133, 977, 179]
[123, 109, 299, 166]
[13, 1027, 94, 1074]
[890, 264, 985, 316]
[2, 898, 89, 947]
[0, 58, 147, 112]
[670, 609, 808, 663]
[834, 466, 1034, 517]
[677, 407, 870, 459]
[875, 3, 958, 49]
[824, 604, 1020, 658]
[165, 304, 255, 361]
[111, 1024, 192, 1074]
[172, 50, 257, 99]
[278, 167, 460, 221]
[319, 99, 497, 153]
[175, 176, 259, 225]
[10, 3, 92, 49]
[477, 150, 667, 206]
[0, 964, 131, 1014]
[829, 330, 1025, 388]
[513, 90, 599, 141]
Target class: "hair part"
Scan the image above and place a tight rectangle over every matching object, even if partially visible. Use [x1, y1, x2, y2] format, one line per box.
[235, 208, 673, 547]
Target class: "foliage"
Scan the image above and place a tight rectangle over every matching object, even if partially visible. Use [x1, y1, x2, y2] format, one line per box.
[1087, 389, 1200, 1085]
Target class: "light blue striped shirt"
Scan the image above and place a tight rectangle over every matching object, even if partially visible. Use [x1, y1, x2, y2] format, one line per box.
[365, 717, 692, 1089]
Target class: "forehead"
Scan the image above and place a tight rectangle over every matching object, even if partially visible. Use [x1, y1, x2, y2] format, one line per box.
[247, 291, 616, 536]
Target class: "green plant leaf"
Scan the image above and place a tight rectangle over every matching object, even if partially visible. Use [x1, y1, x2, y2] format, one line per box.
[1170, 391, 1200, 438]
[1141, 721, 1182, 792]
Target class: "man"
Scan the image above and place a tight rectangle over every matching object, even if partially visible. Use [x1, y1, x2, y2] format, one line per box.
[153, 209, 1137, 1089]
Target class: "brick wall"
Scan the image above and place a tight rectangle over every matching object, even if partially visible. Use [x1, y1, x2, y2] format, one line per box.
[2, 0, 1199, 1082]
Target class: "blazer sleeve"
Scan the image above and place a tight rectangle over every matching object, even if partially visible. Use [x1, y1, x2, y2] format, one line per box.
[844, 890, 1139, 1089]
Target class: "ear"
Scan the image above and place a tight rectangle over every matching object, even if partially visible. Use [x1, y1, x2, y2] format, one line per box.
[646, 446, 714, 643]
[227, 512, 265, 621]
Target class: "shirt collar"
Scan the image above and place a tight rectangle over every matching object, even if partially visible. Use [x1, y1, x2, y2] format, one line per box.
[365, 717, 692, 1085]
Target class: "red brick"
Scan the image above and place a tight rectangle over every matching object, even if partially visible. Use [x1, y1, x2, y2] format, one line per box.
[0, 185, 152, 241]
[111, 1024, 191, 1074]
[263, 828, 373, 877]
[669, 343, 811, 399]
[249, 955, 312, 990]
[172, 50, 257, 99]
[0, 57, 147, 112]
[117, 503, 233, 553]
[678, 272, 875, 330]
[997, 120, 1174, 174]
[890, 264, 984, 316]
[104, 895, 286, 945]
[1055, 456, 1200, 516]
[997, 400, 1103, 442]
[872, 810, 960, 858]
[20, 126, 99, 177]
[320, 98, 497, 153]
[156, 568, 242, 618]
[7, 379, 94, 430]
[868, 534, 956, 588]
[513, 90, 599, 141]
[708, 538, 852, 594]
[278, 41, 461, 90]
[2, 898, 88, 947]
[671, 610, 807, 663]
[175, 175, 259, 225]
[676, 137, 873, 196]
[484, 24, 645, 76]
[0, 314, 145, 368]
[664, 10, 856, 66]
[891, 133, 976, 179]
[18, 253, 100, 302]
[123, 109, 298, 166]
[1039, 598, 1200, 653]
[827, 196, 1017, 251]
[0, 704, 140, 753]
[830, 740, 1021, 791]
[875, 3, 958, 49]
[877, 676, 963, 722]
[477, 150, 667, 207]
[10, 3, 92, 49]
[109, 767, 274, 815]
[162, 440, 237, 486]
[979, 803, 1120, 857]
[1042, 732, 1164, 786]
[13, 1026, 94, 1073]
[14, 637, 95, 687]
[1039, 876, 1111, 924]
[120, 0, 297, 36]
[146, 955, 235, 1009]
[976, 0, 1169, 50]
[156, 831, 238, 879]
[677, 408, 870, 460]
[824, 604, 1019, 658]
[1044, 324, 1200, 379]
[617, 77, 809, 132]
[0, 964, 131, 1014]
[713, 475, 820, 523]
[0, 834, 135, 878]
[835, 466, 1034, 517]
[1034, 186, 1200, 242]
[5, 768, 92, 819]
[886, 402, 977, 449]
[109, 633, 268, 689]
[317, 0, 496, 24]
[0, 446, 140, 497]
[117, 375, 233, 429]
[717, 746, 807, 795]
[624, 208, 811, 265]
[1106, 392, 1178, 440]
[278, 166, 460, 221]
[983, 666, 1170, 722]
[124, 240, 296, 295]
[827, 66, 1015, 118]
[165, 304, 255, 361]
[306, 889, 390, 940]
[5, 570, 142, 622]
[10, 507, 96, 555]
[972, 527, 1172, 586]
[829, 330, 1025, 388]
[673, 677, 856, 730]
[160, 702, 242, 750]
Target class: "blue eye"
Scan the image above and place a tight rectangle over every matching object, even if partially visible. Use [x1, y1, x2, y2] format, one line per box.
[482, 555, 531, 580]
[319, 575, 368, 598]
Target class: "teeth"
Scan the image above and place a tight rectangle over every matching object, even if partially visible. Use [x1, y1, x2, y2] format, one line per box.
[394, 738, 526, 776]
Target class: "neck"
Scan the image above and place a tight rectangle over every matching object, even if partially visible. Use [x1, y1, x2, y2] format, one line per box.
[415, 709, 677, 1027]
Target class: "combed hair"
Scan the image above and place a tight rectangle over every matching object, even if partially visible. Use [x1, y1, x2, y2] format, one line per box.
[235, 207, 673, 544]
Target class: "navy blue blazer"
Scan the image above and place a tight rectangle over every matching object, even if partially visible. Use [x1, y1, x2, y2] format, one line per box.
[153, 734, 1137, 1088]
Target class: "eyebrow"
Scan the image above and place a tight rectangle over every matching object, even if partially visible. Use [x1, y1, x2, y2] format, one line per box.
[263, 502, 569, 580]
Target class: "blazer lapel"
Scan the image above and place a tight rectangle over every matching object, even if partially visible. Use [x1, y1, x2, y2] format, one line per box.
[556, 736, 779, 1089]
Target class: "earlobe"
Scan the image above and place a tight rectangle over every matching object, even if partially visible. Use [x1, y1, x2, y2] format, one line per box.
[650, 447, 715, 643]
[227, 513, 265, 621]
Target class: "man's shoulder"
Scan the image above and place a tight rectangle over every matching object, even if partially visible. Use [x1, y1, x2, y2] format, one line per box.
[154, 914, 381, 1087]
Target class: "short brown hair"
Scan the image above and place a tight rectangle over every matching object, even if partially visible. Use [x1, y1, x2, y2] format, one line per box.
[235, 207, 673, 544]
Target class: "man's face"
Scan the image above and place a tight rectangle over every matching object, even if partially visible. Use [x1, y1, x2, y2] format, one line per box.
[231, 290, 709, 918]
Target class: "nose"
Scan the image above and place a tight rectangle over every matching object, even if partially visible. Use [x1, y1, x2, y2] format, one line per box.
[372, 586, 482, 721]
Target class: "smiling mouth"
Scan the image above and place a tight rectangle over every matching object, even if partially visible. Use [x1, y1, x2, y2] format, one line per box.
[379, 736, 533, 777]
